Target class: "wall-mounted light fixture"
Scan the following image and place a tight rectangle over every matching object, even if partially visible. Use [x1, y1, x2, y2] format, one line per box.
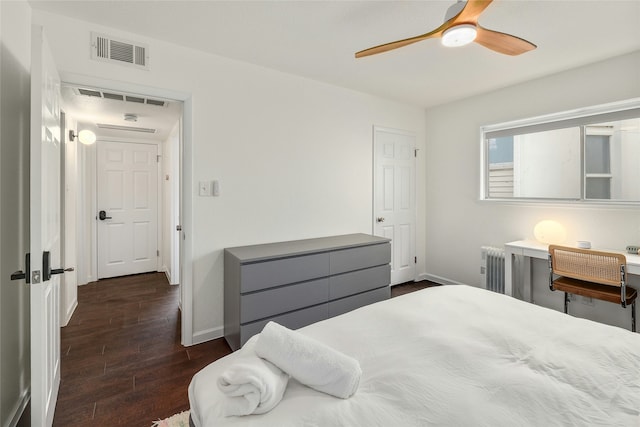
[69, 129, 97, 145]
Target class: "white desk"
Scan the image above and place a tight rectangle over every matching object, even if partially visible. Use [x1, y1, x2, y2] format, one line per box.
[504, 240, 640, 302]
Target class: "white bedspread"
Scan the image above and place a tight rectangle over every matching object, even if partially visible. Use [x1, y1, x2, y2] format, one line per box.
[189, 285, 640, 426]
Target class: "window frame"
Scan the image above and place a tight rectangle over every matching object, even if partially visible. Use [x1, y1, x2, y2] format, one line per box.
[479, 98, 640, 205]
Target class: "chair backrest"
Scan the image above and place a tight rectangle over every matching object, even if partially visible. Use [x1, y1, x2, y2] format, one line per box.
[548, 245, 626, 287]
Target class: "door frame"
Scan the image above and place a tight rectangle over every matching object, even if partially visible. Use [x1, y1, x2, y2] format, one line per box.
[372, 125, 418, 285]
[60, 72, 195, 345]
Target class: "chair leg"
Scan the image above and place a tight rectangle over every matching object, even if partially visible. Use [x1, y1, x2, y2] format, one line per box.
[564, 292, 569, 314]
[632, 301, 636, 333]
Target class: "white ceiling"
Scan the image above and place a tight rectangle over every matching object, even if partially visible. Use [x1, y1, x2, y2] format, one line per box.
[60, 84, 183, 142]
[30, 0, 640, 140]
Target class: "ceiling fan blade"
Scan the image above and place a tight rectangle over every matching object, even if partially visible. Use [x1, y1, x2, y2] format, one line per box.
[475, 26, 537, 56]
[454, 0, 494, 24]
[355, 26, 446, 58]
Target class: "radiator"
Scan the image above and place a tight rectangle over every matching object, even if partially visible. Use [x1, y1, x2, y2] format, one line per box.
[481, 246, 505, 294]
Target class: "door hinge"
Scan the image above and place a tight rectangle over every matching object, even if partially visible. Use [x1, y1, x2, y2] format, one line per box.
[157, 249, 160, 257]
[414, 149, 418, 158]
[157, 155, 161, 163]
[414, 256, 417, 264]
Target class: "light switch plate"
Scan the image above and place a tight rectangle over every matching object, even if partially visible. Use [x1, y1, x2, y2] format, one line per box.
[199, 181, 211, 196]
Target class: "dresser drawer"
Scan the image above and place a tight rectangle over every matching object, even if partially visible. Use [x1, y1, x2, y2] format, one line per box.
[240, 303, 328, 347]
[329, 264, 391, 300]
[240, 252, 329, 293]
[329, 242, 390, 275]
[328, 286, 390, 318]
[240, 278, 328, 323]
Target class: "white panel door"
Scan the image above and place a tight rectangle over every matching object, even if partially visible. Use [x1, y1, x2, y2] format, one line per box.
[30, 26, 61, 427]
[373, 127, 416, 285]
[97, 141, 158, 279]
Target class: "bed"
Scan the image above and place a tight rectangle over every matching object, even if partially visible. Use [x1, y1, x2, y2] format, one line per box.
[189, 285, 640, 426]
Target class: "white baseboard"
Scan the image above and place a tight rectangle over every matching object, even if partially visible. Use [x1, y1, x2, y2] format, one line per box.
[419, 273, 469, 287]
[7, 387, 30, 427]
[161, 266, 180, 285]
[190, 326, 224, 346]
[62, 299, 78, 327]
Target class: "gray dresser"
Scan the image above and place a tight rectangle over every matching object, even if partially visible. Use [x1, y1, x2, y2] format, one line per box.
[224, 233, 391, 350]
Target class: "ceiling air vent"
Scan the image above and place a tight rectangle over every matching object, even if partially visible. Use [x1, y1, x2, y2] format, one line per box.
[78, 88, 102, 97]
[72, 87, 168, 108]
[91, 32, 149, 70]
[125, 95, 145, 104]
[102, 92, 124, 101]
[146, 98, 166, 107]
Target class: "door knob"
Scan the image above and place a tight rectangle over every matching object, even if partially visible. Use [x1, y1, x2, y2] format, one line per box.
[10, 253, 30, 283]
[11, 271, 26, 280]
[42, 251, 73, 281]
[98, 210, 112, 220]
[51, 267, 74, 275]
[376, 217, 385, 223]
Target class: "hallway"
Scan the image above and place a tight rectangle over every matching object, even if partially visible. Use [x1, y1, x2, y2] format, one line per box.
[53, 273, 231, 426]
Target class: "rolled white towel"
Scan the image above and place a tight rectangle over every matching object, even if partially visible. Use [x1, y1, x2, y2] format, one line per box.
[255, 321, 361, 399]
[217, 356, 289, 416]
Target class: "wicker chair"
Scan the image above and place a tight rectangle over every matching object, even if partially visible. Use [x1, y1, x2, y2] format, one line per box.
[548, 245, 637, 332]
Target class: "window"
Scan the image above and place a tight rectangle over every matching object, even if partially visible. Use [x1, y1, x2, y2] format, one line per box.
[481, 99, 640, 203]
[584, 127, 612, 199]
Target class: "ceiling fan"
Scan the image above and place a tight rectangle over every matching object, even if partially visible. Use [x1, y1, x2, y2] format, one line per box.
[355, 0, 536, 58]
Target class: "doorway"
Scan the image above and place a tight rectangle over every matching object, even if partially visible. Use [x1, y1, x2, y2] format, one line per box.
[59, 81, 191, 341]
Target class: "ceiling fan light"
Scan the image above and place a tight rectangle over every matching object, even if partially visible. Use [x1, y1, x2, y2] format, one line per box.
[442, 24, 477, 47]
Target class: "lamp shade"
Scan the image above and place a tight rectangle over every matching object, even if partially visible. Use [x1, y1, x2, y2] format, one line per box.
[441, 24, 477, 47]
[533, 220, 567, 245]
[78, 129, 97, 145]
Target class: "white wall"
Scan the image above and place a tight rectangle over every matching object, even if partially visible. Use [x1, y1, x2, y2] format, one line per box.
[62, 114, 78, 326]
[162, 121, 180, 284]
[0, 0, 32, 424]
[424, 51, 640, 326]
[76, 136, 96, 285]
[33, 10, 427, 344]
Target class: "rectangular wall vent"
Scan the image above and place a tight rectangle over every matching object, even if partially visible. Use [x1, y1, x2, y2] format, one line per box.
[91, 32, 149, 70]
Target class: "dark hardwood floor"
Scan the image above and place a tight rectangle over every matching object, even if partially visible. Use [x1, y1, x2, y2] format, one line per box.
[53, 273, 438, 426]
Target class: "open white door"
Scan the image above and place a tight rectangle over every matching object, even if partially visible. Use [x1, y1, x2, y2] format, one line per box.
[97, 141, 159, 279]
[373, 126, 416, 285]
[30, 26, 62, 426]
